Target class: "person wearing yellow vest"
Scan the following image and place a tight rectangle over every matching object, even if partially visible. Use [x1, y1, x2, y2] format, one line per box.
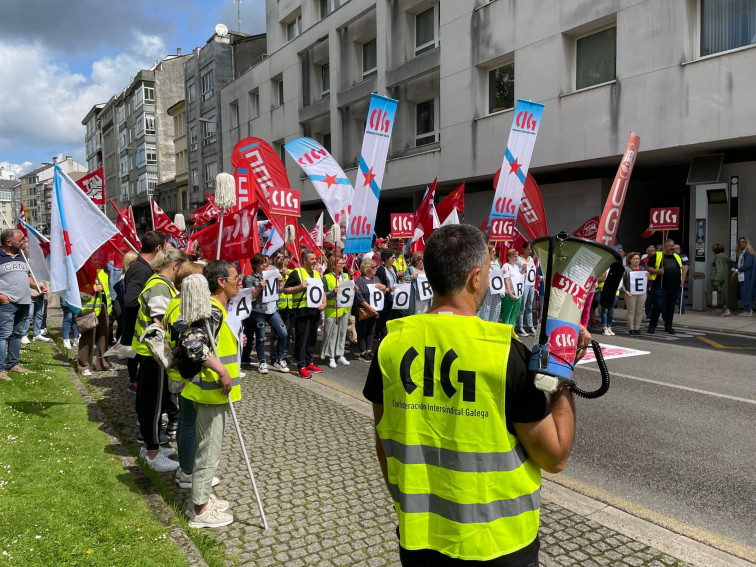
[178, 260, 242, 529]
[321, 254, 351, 368]
[77, 269, 112, 376]
[133, 246, 187, 473]
[272, 250, 294, 365]
[363, 224, 589, 565]
[645, 238, 683, 334]
[283, 249, 326, 379]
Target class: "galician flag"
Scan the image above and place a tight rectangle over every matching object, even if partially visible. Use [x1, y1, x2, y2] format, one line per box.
[344, 94, 398, 254]
[285, 138, 354, 225]
[50, 164, 118, 310]
[488, 99, 544, 241]
[19, 219, 51, 281]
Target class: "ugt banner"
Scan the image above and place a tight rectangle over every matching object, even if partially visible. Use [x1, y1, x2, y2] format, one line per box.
[75, 167, 105, 206]
[344, 94, 398, 254]
[488, 99, 545, 242]
[285, 137, 354, 225]
[595, 132, 640, 247]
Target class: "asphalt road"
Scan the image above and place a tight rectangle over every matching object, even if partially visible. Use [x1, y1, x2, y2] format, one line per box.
[303, 321, 756, 550]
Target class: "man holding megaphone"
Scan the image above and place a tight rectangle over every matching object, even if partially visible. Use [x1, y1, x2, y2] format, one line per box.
[363, 224, 590, 566]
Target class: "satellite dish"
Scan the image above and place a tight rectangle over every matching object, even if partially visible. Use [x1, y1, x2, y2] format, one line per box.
[215, 23, 229, 37]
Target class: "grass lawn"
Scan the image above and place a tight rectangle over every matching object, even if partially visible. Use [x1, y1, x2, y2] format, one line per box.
[0, 342, 190, 567]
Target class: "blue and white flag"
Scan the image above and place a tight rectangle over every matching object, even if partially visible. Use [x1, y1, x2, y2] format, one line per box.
[18, 220, 51, 281]
[285, 137, 354, 225]
[344, 94, 398, 254]
[49, 164, 118, 310]
[489, 99, 545, 241]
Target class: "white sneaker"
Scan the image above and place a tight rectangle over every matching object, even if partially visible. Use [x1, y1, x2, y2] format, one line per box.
[602, 326, 611, 336]
[72, 338, 79, 347]
[606, 327, 615, 336]
[21, 336, 30, 345]
[258, 362, 269, 374]
[515, 328, 527, 336]
[41, 328, 48, 336]
[273, 360, 289, 373]
[187, 507, 233, 529]
[140, 446, 175, 459]
[81, 369, 92, 377]
[738, 311, 753, 317]
[33, 334, 51, 342]
[328, 358, 337, 368]
[337, 356, 350, 366]
[143, 451, 179, 473]
[62, 339, 72, 350]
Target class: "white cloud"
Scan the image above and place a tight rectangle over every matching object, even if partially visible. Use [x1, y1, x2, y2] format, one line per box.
[0, 33, 167, 152]
[0, 161, 34, 178]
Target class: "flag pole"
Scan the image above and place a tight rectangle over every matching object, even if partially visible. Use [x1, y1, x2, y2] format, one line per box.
[3, 212, 43, 294]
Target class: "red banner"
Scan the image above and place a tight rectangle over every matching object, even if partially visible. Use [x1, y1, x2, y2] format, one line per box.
[75, 168, 105, 206]
[518, 174, 548, 240]
[435, 183, 465, 223]
[573, 216, 600, 239]
[191, 203, 259, 263]
[190, 193, 222, 226]
[150, 198, 186, 246]
[17, 204, 27, 237]
[390, 214, 415, 238]
[231, 137, 289, 210]
[595, 133, 640, 246]
[297, 224, 323, 257]
[649, 207, 679, 231]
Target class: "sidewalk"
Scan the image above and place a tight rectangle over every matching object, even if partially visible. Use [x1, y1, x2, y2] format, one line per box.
[610, 306, 756, 336]
[83, 363, 755, 567]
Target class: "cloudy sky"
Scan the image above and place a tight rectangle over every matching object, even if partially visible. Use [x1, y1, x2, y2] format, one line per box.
[0, 0, 265, 178]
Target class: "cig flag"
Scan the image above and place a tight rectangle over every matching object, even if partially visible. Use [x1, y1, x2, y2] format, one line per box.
[285, 137, 354, 225]
[489, 99, 545, 241]
[50, 164, 117, 310]
[344, 94, 398, 254]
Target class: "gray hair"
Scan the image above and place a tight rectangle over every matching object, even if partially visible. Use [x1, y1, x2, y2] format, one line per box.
[424, 224, 488, 296]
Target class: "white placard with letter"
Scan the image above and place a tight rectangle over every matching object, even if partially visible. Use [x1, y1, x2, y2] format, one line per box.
[225, 288, 254, 336]
[629, 271, 648, 295]
[336, 280, 356, 309]
[367, 283, 385, 311]
[261, 268, 280, 303]
[416, 274, 433, 302]
[392, 283, 411, 310]
[489, 269, 506, 296]
[510, 274, 525, 299]
[525, 261, 537, 287]
[306, 278, 325, 308]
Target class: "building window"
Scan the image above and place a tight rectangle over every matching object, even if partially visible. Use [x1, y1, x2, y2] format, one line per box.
[146, 146, 157, 165]
[201, 70, 215, 101]
[322, 133, 332, 153]
[190, 126, 198, 151]
[362, 38, 377, 80]
[249, 90, 260, 117]
[134, 87, 144, 109]
[700, 0, 756, 56]
[230, 102, 239, 129]
[286, 15, 302, 41]
[188, 83, 196, 108]
[415, 6, 438, 56]
[277, 80, 285, 106]
[121, 182, 129, 197]
[191, 168, 199, 191]
[488, 62, 515, 113]
[320, 0, 338, 19]
[144, 86, 155, 103]
[120, 155, 128, 177]
[136, 144, 146, 167]
[118, 130, 127, 150]
[202, 120, 217, 145]
[143, 114, 155, 135]
[204, 162, 218, 188]
[321, 64, 330, 97]
[147, 172, 158, 193]
[117, 105, 126, 125]
[416, 98, 438, 146]
[575, 26, 616, 90]
[135, 115, 145, 138]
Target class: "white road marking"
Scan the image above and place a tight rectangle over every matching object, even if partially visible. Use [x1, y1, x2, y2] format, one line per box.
[578, 366, 756, 405]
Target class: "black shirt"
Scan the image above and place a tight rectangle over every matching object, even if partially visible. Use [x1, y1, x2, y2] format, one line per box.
[284, 268, 323, 317]
[648, 253, 682, 289]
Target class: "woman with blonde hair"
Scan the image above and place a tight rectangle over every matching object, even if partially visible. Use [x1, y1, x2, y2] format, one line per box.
[133, 246, 188, 472]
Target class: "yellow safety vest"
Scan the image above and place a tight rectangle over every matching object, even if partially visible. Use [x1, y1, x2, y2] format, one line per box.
[290, 267, 321, 309]
[180, 297, 241, 404]
[163, 298, 184, 385]
[648, 253, 682, 281]
[377, 314, 541, 561]
[132, 274, 177, 356]
[82, 270, 110, 317]
[324, 272, 351, 318]
[393, 255, 407, 273]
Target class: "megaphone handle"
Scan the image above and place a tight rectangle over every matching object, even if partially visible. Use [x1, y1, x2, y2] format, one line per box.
[570, 340, 610, 399]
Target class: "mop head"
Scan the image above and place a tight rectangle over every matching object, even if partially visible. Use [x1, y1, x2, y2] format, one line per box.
[284, 224, 296, 245]
[181, 274, 212, 324]
[174, 213, 186, 231]
[331, 223, 341, 245]
[215, 172, 236, 210]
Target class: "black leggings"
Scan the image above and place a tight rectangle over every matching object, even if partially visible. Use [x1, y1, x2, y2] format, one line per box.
[356, 315, 377, 353]
[136, 357, 179, 450]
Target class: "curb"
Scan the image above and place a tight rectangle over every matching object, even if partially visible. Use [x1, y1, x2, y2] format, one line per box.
[54, 341, 210, 567]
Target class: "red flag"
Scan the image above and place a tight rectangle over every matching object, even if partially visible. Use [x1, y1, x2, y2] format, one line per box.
[412, 179, 439, 251]
[17, 204, 27, 237]
[297, 224, 323, 257]
[75, 167, 105, 206]
[595, 132, 640, 246]
[190, 193, 222, 226]
[231, 137, 289, 211]
[150, 198, 186, 246]
[640, 226, 656, 239]
[191, 203, 259, 263]
[110, 200, 140, 252]
[517, 174, 548, 240]
[573, 216, 600, 239]
[435, 183, 465, 223]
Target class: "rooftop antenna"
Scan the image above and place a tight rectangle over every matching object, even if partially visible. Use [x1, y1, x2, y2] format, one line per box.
[234, 0, 242, 32]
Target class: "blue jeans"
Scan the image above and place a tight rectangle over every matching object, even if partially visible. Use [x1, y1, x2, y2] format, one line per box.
[516, 286, 536, 330]
[601, 295, 619, 326]
[177, 395, 197, 475]
[649, 287, 678, 330]
[251, 311, 288, 364]
[61, 305, 80, 339]
[22, 296, 46, 337]
[0, 303, 31, 371]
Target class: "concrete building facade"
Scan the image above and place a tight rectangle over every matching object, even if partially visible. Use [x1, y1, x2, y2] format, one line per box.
[16, 157, 87, 231]
[219, 0, 756, 310]
[0, 179, 18, 231]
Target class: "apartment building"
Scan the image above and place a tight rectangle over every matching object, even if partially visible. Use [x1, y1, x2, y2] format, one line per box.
[159, 99, 189, 219]
[16, 157, 87, 230]
[0, 179, 18, 230]
[219, 0, 756, 309]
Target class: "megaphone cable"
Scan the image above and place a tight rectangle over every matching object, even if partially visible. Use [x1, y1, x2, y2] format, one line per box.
[570, 340, 611, 399]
